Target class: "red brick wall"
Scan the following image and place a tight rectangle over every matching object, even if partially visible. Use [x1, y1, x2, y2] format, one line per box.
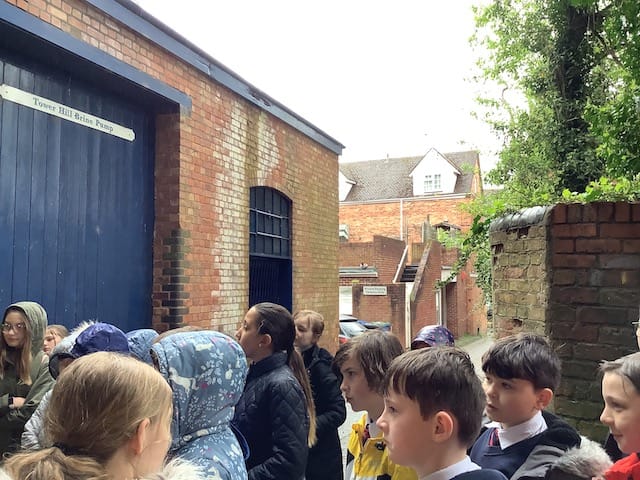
[13, 0, 339, 341]
[445, 283, 459, 336]
[442, 247, 459, 266]
[340, 236, 405, 283]
[372, 236, 406, 283]
[465, 267, 488, 335]
[412, 241, 442, 336]
[491, 202, 640, 439]
[548, 202, 640, 438]
[340, 243, 375, 268]
[340, 196, 474, 244]
[352, 283, 408, 347]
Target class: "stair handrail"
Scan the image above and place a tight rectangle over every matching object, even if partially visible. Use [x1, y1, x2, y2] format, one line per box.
[393, 245, 409, 284]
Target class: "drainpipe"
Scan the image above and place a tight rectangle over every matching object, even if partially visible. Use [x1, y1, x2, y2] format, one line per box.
[400, 198, 404, 240]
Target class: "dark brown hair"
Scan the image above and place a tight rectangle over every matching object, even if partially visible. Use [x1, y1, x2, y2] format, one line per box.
[333, 329, 404, 394]
[385, 347, 485, 447]
[482, 332, 561, 390]
[253, 302, 317, 446]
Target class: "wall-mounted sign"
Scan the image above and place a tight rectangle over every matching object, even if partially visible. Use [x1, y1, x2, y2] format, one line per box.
[363, 285, 387, 296]
[0, 84, 135, 141]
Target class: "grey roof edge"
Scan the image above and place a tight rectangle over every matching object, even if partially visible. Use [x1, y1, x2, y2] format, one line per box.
[340, 192, 470, 205]
[90, 0, 345, 155]
[489, 205, 554, 232]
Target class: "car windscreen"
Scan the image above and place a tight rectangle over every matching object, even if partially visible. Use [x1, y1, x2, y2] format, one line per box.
[340, 321, 367, 336]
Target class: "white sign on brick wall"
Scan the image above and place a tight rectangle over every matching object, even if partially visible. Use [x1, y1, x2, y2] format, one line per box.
[363, 286, 387, 296]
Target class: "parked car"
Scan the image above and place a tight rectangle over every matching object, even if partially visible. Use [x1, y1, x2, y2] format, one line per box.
[340, 314, 391, 332]
[338, 314, 391, 344]
[339, 315, 368, 344]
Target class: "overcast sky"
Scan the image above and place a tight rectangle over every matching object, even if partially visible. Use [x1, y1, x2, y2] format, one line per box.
[133, 1, 500, 172]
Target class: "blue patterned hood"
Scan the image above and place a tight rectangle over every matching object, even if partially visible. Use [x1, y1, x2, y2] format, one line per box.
[126, 329, 158, 364]
[151, 330, 248, 480]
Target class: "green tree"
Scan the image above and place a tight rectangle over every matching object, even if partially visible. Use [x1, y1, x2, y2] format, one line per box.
[441, 0, 640, 300]
[476, 0, 640, 192]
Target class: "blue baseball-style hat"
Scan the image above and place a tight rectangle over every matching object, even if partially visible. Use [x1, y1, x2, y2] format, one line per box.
[70, 323, 130, 357]
[411, 325, 455, 350]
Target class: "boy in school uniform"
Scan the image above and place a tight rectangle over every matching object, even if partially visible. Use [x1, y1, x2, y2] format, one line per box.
[334, 330, 418, 480]
[469, 333, 580, 480]
[377, 346, 507, 480]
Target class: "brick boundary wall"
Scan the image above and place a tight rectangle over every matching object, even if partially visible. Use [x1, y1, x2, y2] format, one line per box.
[491, 202, 640, 440]
[352, 283, 408, 346]
[549, 202, 640, 439]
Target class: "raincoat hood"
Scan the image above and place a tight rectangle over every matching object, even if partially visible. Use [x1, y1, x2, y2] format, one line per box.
[151, 330, 249, 480]
[3, 302, 47, 356]
[126, 329, 159, 365]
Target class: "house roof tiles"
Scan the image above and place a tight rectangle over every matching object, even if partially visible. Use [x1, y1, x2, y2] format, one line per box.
[340, 150, 479, 202]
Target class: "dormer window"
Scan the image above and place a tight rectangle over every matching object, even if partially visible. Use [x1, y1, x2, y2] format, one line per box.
[424, 174, 441, 192]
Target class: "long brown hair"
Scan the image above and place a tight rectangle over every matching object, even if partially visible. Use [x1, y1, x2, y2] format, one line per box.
[0, 307, 34, 385]
[254, 302, 317, 446]
[2, 352, 172, 479]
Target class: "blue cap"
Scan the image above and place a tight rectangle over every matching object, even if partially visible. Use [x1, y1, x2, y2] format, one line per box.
[411, 325, 455, 349]
[70, 323, 130, 358]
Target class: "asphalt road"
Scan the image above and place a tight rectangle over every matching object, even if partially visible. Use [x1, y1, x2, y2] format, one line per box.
[337, 335, 495, 458]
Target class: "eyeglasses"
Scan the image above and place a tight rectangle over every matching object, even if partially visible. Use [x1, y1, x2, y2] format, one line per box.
[1, 323, 26, 332]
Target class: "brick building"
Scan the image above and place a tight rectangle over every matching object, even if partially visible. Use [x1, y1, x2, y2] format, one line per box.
[0, 0, 343, 338]
[338, 149, 487, 344]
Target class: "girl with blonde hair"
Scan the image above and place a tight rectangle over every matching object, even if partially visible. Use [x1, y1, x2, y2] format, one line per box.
[1, 351, 200, 480]
[294, 310, 346, 480]
[42, 324, 69, 356]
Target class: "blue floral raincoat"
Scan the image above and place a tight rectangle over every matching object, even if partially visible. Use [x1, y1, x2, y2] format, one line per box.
[151, 330, 249, 480]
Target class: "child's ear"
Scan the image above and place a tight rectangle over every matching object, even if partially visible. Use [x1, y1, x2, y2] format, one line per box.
[259, 333, 272, 348]
[433, 411, 454, 443]
[129, 418, 151, 455]
[535, 388, 553, 410]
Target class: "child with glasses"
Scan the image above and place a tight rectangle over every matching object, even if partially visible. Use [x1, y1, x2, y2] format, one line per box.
[0, 301, 54, 455]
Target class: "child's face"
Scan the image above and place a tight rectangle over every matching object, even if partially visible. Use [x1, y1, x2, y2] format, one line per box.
[377, 388, 436, 475]
[483, 372, 547, 427]
[135, 395, 173, 476]
[2, 311, 28, 349]
[294, 317, 317, 351]
[339, 355, 380, 415]
[43, 329, 62, 355]
[600, 371, 640, 454]
[235, 308, 268, 362]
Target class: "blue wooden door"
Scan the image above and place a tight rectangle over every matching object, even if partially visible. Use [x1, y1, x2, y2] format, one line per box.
[0, 55, 154, 331]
